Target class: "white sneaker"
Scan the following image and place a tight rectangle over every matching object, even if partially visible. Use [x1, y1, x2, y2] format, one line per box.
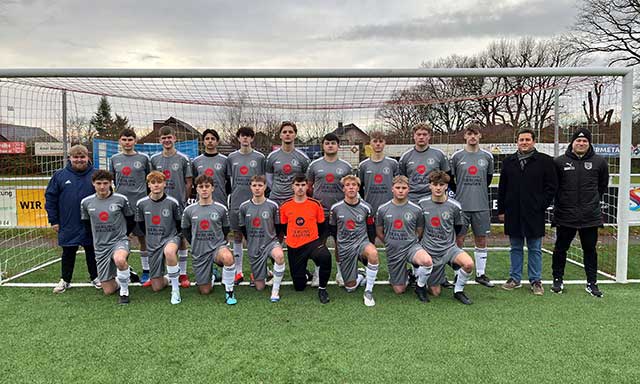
[363, 290, 375, 307]
[335, 268, 344, 287]
[311, 268, 320, 288]
[170, 290, 181, 305]
[53, 279, 70, 294]
[91, 278, 102, 290]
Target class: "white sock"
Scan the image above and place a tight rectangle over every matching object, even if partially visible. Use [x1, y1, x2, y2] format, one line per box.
[117, 268, 130, 296]
[365, 263, 378, 292]
[140, 251, 149, 271]
[222, 265, 235, 292]
[416, 265, 432, 288]
[178, 250, 188, 275]
[455, 268, 471, 293]
[336, 262, 342, 279]
[233, 241, 243, 275]
[272, 263, 286, 295]
[475, 248, 488, 277]
[355, 273, 364, 287]
[314, 265, 320, 277]
[167, 265, 180, 292]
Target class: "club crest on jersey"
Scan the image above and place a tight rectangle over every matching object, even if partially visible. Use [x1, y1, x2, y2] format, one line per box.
[249, 160, 257, 168]
[210, 212, 219, 221]
[442, 211, 451, 220]
[134, 161, 142, 169]
[584, 162, 592, 170]
[109, 203, 119, 212]
[215, 163, 223, 170]
[404, 212, 414, 221]
[336, 168, 345, 175]
[356, 214, 363, 222]
[427, 158, 436, 165]
[291, 159, 299, 166]
[170, 163, 179, 171]
[161, 208, 171, 217]
[261, 211, 270, 219]
[382, 167, 391, 174]
[478, 159, 488, 167]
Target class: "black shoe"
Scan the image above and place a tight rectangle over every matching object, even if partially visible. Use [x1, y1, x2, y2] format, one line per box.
[118, 295, 130, 305]
[441, 279, 454, 289]
[407, 268, 417, 288]
[551, 278, 564, 294]
[415, 285, 430, 303]
[453, 291, 472, 305]
[318, 288, 330, 304]
[129, 269, 141, 283]
[586, 283, 603, 298]
[475, 274, 495, 288]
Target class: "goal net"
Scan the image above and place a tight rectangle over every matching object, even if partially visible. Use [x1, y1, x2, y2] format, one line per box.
[0, 68, 633, 283]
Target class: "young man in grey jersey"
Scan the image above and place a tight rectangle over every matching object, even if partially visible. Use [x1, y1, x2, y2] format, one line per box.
[307, 133, 353, 287]
[181, 174, 237, 305]
[358, 131, 399, 216]
[227, 126, 266, 285]
[110, 128, 152, 285]
[192, 129, 229, 207]
[150, 126, 193, 289]
[376, 176, 433, 302]
[450, 124, 495, 288]
[329, 175, 379, 306]
[418, 171, 475, 305]
[81, 170, 137, 304]
[135, 171, 183, 305]
[239, 175, 286, 302]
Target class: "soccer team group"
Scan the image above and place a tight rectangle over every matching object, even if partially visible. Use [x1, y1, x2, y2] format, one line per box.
[48, 120, 609, 306]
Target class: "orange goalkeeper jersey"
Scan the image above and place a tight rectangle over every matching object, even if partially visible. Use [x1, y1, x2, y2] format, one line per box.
[280, 197, 325, 248]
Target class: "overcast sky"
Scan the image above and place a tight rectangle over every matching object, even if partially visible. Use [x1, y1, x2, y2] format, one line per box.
[0, 0, 580, 68]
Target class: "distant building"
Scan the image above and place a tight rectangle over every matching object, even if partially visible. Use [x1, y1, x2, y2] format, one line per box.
[0, 123, 59, 144]
[331, 122, 370, 145]
[139, 116, 201, 143]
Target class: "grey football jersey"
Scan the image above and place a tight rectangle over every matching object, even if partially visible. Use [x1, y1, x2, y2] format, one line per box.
[329, 199, 373, 256]
[266, 148, 310, 201]
[192, 153, 228, 206]
[109, 152, 151, 205]
[150, 151, 192, 205]
[418, 197, 463, 253]
[399, 147, 450, 202]
[81, 193, 133, 257]
[181, 202, 229, 259]
[358, 157, 399, 214]
[307, 158, 353, 215]
[226, 150, 266, 209]
[238, 199, 280, 257]
[450, 149, 494, 211]
[135, 195, 182, 253]
[376, 200, 424, 259]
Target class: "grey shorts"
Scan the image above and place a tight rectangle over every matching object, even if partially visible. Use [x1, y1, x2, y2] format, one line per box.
[149, 236, 181, 279]
[387, 243, 424, 286]
[427, 245, 464, 286]
[229, 206, 242, 231]
[193, 244, 229, 286]
[338, 240, 371, 284]
[460, 210, 491, 236]
[97, 240, 130, 282]
[249, 241, 282, 281]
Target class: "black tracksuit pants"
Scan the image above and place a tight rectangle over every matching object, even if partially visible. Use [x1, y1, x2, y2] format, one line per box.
[60, 245, 98, 283]
[552, 226, 599, 284]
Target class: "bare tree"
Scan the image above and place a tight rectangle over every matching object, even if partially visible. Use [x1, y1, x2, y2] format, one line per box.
[68, 116, 96, 146]
[375, 89, 424, 141]
[582, 81, 615, 128]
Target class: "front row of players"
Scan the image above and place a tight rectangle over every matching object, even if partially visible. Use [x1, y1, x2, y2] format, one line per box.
[82, 167, 474, 306]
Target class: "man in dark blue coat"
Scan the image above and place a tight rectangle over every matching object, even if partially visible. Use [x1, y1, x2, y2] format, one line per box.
[498, 129, 558, 295]
[45, 144, 98, 293]
[551, 128, 609, 297]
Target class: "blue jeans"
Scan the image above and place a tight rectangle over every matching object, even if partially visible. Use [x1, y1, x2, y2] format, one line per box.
[509, 236, 542, 283]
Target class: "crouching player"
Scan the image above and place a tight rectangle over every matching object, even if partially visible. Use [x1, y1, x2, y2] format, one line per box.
[81, 170, 138, 304]
[135, 171, 183, 304]
[376, 175, 433, 302]
[329, 175, 379, 307]
[181, 175, 237, 304]
[418, 171, 474, 305]
[239, 175, 286, 302]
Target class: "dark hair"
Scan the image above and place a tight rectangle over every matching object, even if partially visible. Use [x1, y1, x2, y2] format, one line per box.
[236, 126, 255, 138]
[464, 123, 482, 134]
[412, 123, 433, 134]
[159, 126, 175, 137]
[516, 128, 536, 141]
[194, 174, 214, 187]
[322, 133, 340, 143]
[92, 169, 113, 182]
[280, 121, 297, 134]
[428, 170, 450, 184]
[202, 129, 220, 142]
[292, 174, 308, 184]
[368, 131, 386, 142]
[119, 128, 136, 139]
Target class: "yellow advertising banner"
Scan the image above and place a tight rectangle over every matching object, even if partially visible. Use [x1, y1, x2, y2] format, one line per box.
[16, 188, 49, 227]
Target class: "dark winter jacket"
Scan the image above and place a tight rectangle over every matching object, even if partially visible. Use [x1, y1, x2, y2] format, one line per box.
[45, 161, 96, 246]
[498, 149, 558, 238]
[553, 145, 609, 228]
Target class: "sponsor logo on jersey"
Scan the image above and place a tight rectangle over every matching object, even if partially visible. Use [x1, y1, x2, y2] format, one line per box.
[325, 173, 335, 183]
[296, 217, 305, 226]
[240, 165, 249, 175]
[163, 170, 171, 179]
[393, 219, 403, 229]
[416, 165, 426, 174]
[374, 174, 383, 184]
[283, 164, 292, 174]
[252, 217, 261, 227]
[345, 219, 356, 230]
[122, 166, 132, 176]
[468, 165, 478, 175]
[151, 215, 161, 225]
[199, 219, 210, 230]
[99, 211, 109, 222]
[205, 168, 214, 177]
[431, 216, 441, 227]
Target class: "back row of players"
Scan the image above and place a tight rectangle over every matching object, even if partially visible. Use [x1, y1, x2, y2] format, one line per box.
[96, 122, 492, 305]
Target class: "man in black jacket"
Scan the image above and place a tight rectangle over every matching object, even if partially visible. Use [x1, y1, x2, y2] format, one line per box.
[551, 127, 609, 297]
[498, 129, 558, 295]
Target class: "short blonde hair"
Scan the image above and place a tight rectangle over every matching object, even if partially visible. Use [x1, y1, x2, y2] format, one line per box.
[341, 174, 361, 187]
[392, 175, 409, 186]
[412, 123, 433, 134]
[68, 144, 89, 157]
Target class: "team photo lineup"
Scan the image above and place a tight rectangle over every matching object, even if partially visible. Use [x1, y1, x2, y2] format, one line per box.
[45, 119, 609, 306]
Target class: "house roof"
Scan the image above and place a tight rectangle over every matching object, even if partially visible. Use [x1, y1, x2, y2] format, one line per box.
[331, 123, 367, 137]
[0, 123, 59, 143]
[140, 116, 201, 143]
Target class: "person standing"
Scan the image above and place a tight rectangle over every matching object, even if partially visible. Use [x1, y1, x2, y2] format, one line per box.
[358, 131, 399, 216]
[45, 144, 99, 293]
[551, 128, 608, 297]
[498, 128, 558, 295]
[192, 129, 229, 207]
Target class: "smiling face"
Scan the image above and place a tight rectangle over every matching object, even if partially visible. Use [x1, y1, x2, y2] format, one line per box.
[160, 133, 176, 150]
[572, 137, 589, 155]
[517, 132, 535, 152]
[342, 180, 359, 199]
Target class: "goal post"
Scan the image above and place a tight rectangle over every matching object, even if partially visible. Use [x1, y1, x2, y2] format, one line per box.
[0, 67, 633, 283]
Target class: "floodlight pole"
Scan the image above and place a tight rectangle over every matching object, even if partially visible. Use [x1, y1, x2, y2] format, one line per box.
[616, 70, 634, 283]
[61, 90, 68, 163]
[554, 87, 560, 157]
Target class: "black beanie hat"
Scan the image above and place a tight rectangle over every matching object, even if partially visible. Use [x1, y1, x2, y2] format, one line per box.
[571, 127, 592, 144]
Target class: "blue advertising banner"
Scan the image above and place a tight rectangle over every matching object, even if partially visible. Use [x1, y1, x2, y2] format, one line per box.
[93, 139, 199, 170]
